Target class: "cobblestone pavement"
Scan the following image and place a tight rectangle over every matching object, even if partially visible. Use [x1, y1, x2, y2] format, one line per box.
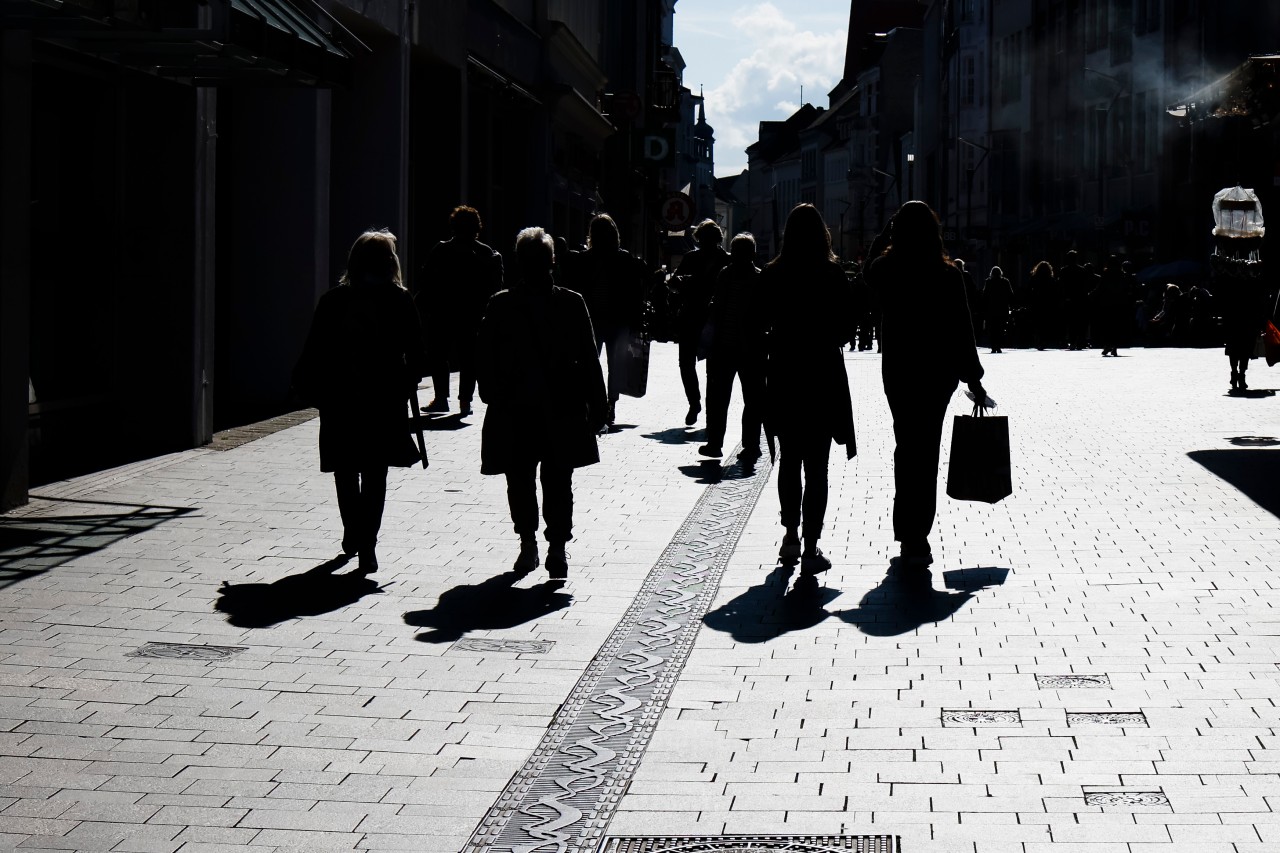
[2, 343, 1278, 852]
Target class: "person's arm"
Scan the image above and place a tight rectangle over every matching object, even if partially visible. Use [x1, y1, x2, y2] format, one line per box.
[948, 267, 986, 395]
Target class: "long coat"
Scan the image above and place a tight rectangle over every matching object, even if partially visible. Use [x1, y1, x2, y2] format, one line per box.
[415, 237, 503, 362]
[674, 245, 730, 339]
[866, 253, 984, 392]
[477, 282, 607, 475]
[760, 259, 857, 459]
[561, 247, 647, 341]
[293, 280, 426, 472]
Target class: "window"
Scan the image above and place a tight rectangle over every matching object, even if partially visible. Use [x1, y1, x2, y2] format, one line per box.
[963, 55, 977, 106]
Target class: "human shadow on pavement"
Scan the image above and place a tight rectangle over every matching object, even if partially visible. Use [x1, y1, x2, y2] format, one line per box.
[417, 413, 470, 431]
[0, 496, 194, 591]
[836, 562, 1008, 637]
[404, 569, 571, 643]
[703, 564, 840, 643]
[601, 422, 639, 435]
[1229, 436, 1280, 447]
[1226, 388, 1276, 398]
[642, 426, 703, 445]
[216, 556, 383, 628]
[678, 454, 761, 485]
[1188, 448, 1280, 518]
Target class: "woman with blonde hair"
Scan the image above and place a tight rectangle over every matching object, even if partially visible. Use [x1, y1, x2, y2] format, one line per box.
[293, 229, 427, 572]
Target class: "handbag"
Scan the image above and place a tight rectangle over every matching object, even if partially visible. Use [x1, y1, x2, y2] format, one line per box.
[946, 402, 1012, 503]
[1263, 320, 1280, 367]
[612, 331, 650, 398]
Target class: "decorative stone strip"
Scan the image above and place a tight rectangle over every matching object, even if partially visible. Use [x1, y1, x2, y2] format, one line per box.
[1066, 711, 1147, 726]
[452, 639, 555, 655]
[461, 447, 772, 853]
[1084, 791, 1170, 807]
[599, 836, 898, 853]
[128, 642, 246, 661]
[942, 709, 1022, 726]
[1036, 674, 1110, 689]
[208, 408, 318, 451]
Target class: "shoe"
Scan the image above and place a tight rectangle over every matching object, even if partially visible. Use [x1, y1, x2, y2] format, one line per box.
[900, 540, 933, 567]
[424, 398, 448, 412]
[738, 446, 762, 462]
[991, 348, 1002, 354]
[341, 534, 359, 556]
[779, 531, 801, 559]
[513, 538, 539, 574]
[1230, 371, 1240, 390]
[698, 444, 722, 457]
[459, 400, 472, 416]
[1238, 374, 1249, 391]
[358, 548, 378, 573]
[606, 401, 616, 426]
[801, 548, 831, 574]
[685, 403, 701, 426]
[546, 542, 568, 579]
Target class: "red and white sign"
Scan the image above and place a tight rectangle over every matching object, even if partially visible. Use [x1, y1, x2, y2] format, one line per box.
[660, 192, 694, 231]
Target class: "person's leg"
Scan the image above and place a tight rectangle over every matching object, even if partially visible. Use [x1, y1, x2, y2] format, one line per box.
[333, 471, 360, 555]
[678, 334, 701, 420]
[701, 354, 732, 452]
[887, 386, 951, 558]
[800, 433, 832, 552]
[738, 355, 765, 456]
[776, 435, 802, 557]
[505, 460, 539, 540]
[457, 334, 477, 412]
[540, 463, 574, 578]
[357, 466, 388, 570]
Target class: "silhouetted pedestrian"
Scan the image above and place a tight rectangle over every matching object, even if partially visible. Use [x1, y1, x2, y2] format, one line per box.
[478, 227, 607, 579]
[700, 232, 766, 462]
[983, 265, 1014, 353]
[1029, 259, 1060, 349]
[867, 201, 988, 568]
[562, 214, 647, 426]
[416, 206, 503, 415]
[293, 229, 427, 573]
[673, 220, 730, 425]
[1060, 251, 1094, 350]
[762, 204, 856, 575]
[954, 259, 983, 342]
[1092, 255, 1129, 356]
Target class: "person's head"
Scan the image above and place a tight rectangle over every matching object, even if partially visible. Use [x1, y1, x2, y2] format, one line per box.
[515, 226, 555, 281]
[1065, 249, 1079, 265]
[729, 231, 756, 264]
[1031, 260, 1054, 279]
[587, 214, 621, 252]
[988, 265, 1003, 280]
[1166, 283, 1181, 296]
[339, 228, 402, 288]
[776, 203, 835, 265]
[883, 200, 946, 264]
[450, 205, 482, 239]
[953, 258, 966, 271]
[693, 219, 723, 248]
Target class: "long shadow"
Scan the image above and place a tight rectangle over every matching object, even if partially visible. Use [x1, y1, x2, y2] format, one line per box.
[0, 496, 195, 590]
[1229, 436, 1280, 447]
[403, 569, 571, 643]
[215, 556, 383, 628]
[1188, 448, 1280, 518]
[836, 563, 1008, 637]
[601, 422, 639, 435]
[642, 426, 703, 445]
[703, 564, 840, 643]
[416, 413, 471, 431]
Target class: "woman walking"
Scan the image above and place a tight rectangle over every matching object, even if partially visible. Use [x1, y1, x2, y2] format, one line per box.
[867, 201, 988, 567]
[478, 227, 607, 579]
[983, 265, 1014, 353]
[293, 229, 427, 572]
[761, 204, 856, 574]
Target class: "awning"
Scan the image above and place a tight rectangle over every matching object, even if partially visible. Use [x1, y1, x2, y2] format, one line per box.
[1167, 54, 1280, 126]
[0, 0, 366, 86]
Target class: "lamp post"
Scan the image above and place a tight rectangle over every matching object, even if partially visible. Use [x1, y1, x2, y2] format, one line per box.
[906, 153, 915, 201]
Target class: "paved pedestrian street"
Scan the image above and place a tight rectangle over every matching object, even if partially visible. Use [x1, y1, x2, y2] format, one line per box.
[2, 344, 1279, 853]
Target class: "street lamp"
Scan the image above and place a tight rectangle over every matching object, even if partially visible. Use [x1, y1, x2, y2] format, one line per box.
[906, 153, 915, 200]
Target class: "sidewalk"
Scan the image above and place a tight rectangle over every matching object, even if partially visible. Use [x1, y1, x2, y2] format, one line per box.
[1, 343, 1278, 852]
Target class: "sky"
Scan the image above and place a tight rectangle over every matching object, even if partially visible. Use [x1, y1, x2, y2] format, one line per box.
[674, 1, 849, 178]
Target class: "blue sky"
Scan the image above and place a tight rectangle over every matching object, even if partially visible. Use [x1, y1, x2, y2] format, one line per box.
[674, 1, 849, 177]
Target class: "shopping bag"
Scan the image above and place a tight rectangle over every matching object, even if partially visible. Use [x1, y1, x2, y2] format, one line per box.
[1263, 320, 1280, 367]
[612, 332, 650, 398]
[946, 404, 1012, 503]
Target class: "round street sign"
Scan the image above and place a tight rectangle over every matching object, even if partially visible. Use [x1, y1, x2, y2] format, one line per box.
[660, 192, 695, 231]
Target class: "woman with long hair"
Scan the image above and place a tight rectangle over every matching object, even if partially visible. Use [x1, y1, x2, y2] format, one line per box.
[293, 229, 427, 572]
[761, 204, 856, 574]
[866, 201, 988, 567]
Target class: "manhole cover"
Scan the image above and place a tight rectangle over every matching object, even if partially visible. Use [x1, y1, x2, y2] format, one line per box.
[451, 638, 555, 654]
[599, 837, 898, 853]
[128, 642, 246, 660]
[942, 709, 1021, 726]
[1085, 791, 1169, 807]
[1037, 674, 1110, 689]
[1067, 711, 1146, 726]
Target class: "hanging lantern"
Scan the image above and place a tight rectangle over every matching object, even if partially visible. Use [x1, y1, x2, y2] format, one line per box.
[1212, 185, 1265, 238]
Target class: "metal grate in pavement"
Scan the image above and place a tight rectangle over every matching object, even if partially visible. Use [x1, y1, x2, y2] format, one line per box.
[450, 638, 555, 655]
[1037, 674, 1110, 689]
[1084, 791, 1169, 807]
[942, 709, 1022, 726]
[599, 835, 899, 853]
[461, 446, 773, 853]
[1067, 711, 1146, 726]
[127, 642, 246, 660]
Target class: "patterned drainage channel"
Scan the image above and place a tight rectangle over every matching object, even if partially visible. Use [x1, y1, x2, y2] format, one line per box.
[461, 447, 773, 853]
[127, 642, 246, 660]
[599, 836, 899, 853]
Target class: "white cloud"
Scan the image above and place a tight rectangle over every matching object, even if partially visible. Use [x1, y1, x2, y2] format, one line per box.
[690, 2, 847, 176]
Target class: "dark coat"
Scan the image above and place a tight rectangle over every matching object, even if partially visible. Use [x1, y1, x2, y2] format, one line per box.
[415, 237, 503, 353]
[561, 247, 647, 339]
[866, 251, 984, 391]
[293, 280, 426, 472]
[674, 245, 730, 337]
[709, 260, 765, 355]
[760, 259, 857, 458]
[477, 281, 607, 475]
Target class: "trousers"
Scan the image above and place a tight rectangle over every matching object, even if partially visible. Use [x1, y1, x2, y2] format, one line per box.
[505, 459, 574, 543]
